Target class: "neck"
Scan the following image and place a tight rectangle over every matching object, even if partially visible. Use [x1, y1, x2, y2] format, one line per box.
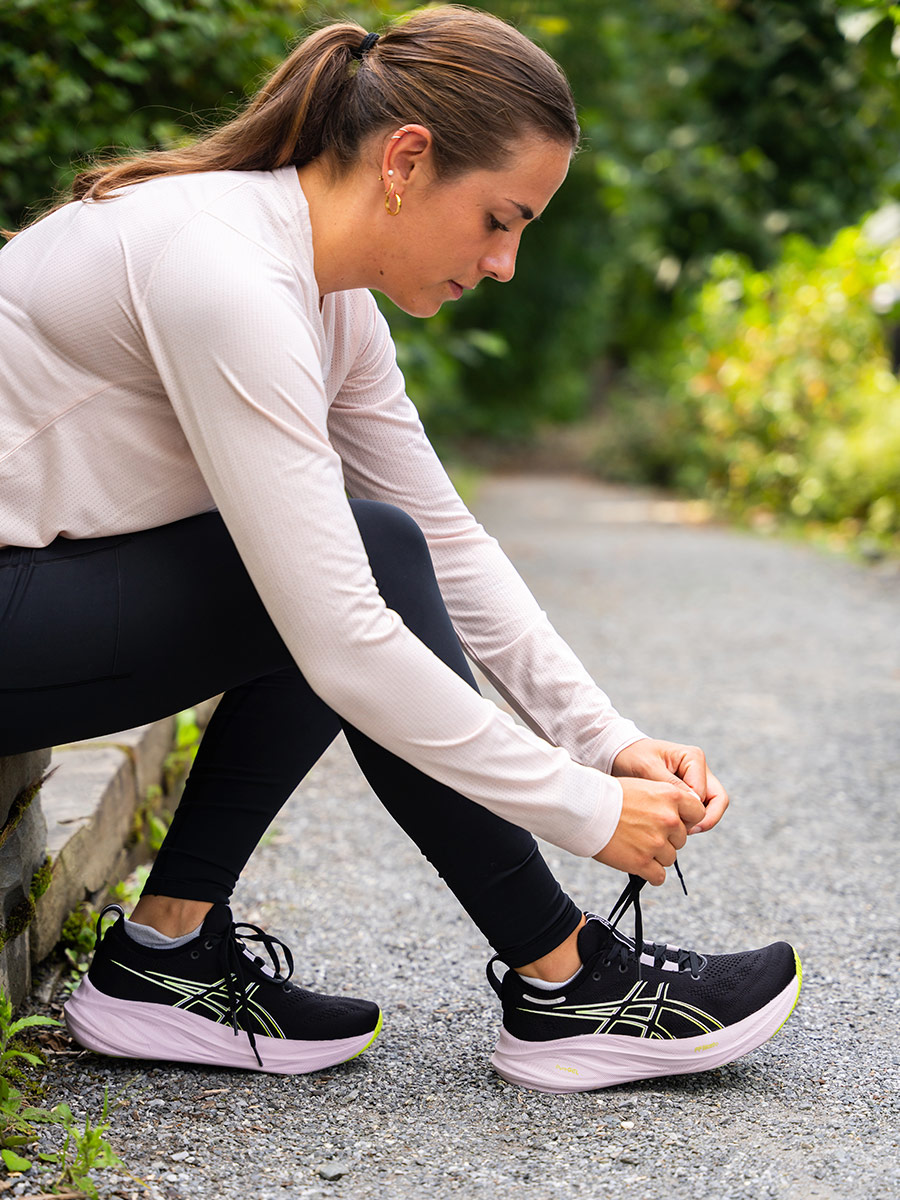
[296, 159, 381, 295]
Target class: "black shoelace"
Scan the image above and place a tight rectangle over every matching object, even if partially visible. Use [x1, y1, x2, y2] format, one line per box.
[602, 862, 703, 980]
[193, 919, 295, 1068]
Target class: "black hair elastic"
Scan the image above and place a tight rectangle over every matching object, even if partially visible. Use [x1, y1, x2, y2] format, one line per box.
[351, 32, 380, 60]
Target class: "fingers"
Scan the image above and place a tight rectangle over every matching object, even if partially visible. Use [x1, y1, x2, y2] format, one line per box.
[669, 745, 730, 835]
[594, 777, 702, 884]
[597, 741, 731, 887]
[673, 744, 709, 803]
[674, 785, 706, 831]
[636, 859, 668, 887]
[630, 836, 678, 887]
[689, 768, 729, 833]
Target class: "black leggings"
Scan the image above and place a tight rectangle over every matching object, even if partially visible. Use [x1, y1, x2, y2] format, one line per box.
[0, 503, 581, 966]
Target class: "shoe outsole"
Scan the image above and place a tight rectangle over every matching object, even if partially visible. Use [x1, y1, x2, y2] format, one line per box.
[491, 949, 802, 1094]
[65, 977, 383, 1075]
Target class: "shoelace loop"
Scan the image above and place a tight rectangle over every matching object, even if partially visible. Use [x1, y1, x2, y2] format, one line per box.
[194, 919, 296, 1068]
[603, 861, 700, 980]
[485, 861, 700, 997]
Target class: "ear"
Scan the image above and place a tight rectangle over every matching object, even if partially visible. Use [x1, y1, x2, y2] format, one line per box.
[380, 124, 433, 191]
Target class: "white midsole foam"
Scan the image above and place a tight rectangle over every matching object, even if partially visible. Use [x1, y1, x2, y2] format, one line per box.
[65, 976, 381, 1075]
[491, 969, 801, 1093]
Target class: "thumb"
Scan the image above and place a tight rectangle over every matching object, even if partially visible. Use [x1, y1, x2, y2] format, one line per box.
[673, 782, 706, 827]
[679, 759, 709, 802]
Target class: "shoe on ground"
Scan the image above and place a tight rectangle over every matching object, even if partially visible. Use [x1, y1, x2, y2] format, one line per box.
[65, 903, 382, 1074]
[487, 911, 801, 1094]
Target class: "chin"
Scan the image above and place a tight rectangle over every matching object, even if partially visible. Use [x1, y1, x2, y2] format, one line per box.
[379, 287, 443, 319]
[401, 299, 443, 319]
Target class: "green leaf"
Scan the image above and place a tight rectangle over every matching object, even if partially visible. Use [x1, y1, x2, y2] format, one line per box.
[20, 1105, 59, 1122]
[8, 1013, 61, 1035]
[1, 1049, 44, 1067]
[1, 1146, 32, 1170]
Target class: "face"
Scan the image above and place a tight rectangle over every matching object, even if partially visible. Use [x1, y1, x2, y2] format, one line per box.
[374, 135, 572, 318]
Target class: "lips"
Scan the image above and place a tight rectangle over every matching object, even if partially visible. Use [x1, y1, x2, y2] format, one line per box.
[449, 281, 464, 300]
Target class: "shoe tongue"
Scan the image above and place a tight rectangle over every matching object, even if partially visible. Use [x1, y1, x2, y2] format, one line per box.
[199, 903, 233, 937]
[577, 915, 614, 955]
[577, 914, 631, 961]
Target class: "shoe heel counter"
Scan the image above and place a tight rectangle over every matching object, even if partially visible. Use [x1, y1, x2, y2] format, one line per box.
[499, 972, 555, 1041]
[85, 911, 129, 991]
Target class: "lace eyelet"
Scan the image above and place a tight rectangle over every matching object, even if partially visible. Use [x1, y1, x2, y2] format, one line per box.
[282, 984, 291, 994]
[618, 964, 629, 974]
[204, 940, 214, 950]
[591, 971, 602, 981]
[190, 950, 200, 960]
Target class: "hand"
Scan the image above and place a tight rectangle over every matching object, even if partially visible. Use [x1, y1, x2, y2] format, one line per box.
[593, 777, 706, 885]
[611, 738, 729, 835]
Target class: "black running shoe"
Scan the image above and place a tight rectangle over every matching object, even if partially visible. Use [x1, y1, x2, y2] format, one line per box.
[487, 887, 801, 1093]
[65, 904, 382, 1074]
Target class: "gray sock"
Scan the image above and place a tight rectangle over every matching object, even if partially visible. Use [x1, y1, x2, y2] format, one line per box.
[124, 918, 203, 950]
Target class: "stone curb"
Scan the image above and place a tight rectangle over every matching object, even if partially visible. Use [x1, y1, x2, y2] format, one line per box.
[0, 700, 217, 1007]
[0, 749, 50, 1008]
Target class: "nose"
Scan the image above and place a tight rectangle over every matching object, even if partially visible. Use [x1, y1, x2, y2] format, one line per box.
[480, 235, 521, 284]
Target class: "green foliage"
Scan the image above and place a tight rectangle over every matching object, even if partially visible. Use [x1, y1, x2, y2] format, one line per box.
[0, 0, 316, 230]
[4, 0, 900, 509]
[173, 706, 201, 750]
[424, 0, 900, 438]
[0, 982, 124, 1190]
[60, 868, 148, 987]
[110, 864, 151, 909]
[609, 220, 900, 550]
[130, 800, 170, 854]
[59, 902, 98, 979]
[27, 1091, 124, 1199]
[0, 989, 60, 1173]
[163, 705, 203, 790]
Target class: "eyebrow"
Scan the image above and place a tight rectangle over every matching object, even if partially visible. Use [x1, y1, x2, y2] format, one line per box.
[507, 200, 536, 221]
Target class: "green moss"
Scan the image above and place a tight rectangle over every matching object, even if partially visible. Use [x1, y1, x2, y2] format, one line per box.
[0, 858, 54, 955]
[0, 895, 36, 954]
[60, 906, 97, 955]
[0, 770, 53, 853]
[29, 857, 53, 903]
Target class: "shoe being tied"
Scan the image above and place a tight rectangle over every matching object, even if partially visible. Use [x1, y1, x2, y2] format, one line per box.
[487, 886, 801, 1094]
[65, 903, 382, 1074]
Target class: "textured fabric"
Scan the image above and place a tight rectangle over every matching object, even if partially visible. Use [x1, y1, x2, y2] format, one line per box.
[0, 504, 582, 964]
[0, 166, 645, 856]
[492, 917, 799, 1042]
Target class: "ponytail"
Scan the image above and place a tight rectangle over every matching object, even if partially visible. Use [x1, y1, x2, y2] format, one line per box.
[30, 6, 579, 220]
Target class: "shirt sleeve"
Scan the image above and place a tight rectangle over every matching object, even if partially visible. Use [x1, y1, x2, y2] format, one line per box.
[139, 215, 629, 857]
[330, 295, 647, 774]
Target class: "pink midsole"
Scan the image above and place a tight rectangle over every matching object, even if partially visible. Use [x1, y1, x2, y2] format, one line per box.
[491, 966, 802, 1093]
[65, 976, 381, 1075]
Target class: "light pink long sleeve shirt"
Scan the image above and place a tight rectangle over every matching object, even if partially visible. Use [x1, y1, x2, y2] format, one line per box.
[0, 166, 645, 855]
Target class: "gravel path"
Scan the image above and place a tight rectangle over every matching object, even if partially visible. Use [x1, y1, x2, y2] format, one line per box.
[22, 474, 900, 1200]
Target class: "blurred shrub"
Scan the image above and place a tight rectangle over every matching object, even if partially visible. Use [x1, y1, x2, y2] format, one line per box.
[599, 222, 900, 550]
[0, 0, 345, 230]
[4, 0, 900, 464]
[430, 0, 900, 439]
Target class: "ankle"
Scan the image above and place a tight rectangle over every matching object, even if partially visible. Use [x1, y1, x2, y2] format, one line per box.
[515, 913, 586, 982]
[130, 895, 213, 939]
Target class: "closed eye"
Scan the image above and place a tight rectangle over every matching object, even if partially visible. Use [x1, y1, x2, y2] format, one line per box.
[489, 215, 510, 233]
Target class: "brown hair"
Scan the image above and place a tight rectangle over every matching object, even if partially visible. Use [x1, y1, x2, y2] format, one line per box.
[36, 5, 577, 223]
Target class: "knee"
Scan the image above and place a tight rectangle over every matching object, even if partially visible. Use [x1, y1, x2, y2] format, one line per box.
[349, 500, 432, 583]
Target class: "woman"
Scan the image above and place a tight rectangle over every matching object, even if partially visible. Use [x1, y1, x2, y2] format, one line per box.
[0, 6, 800, 1093]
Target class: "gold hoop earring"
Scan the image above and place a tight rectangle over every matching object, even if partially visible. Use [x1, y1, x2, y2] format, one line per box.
[385, 181, 402, 216]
